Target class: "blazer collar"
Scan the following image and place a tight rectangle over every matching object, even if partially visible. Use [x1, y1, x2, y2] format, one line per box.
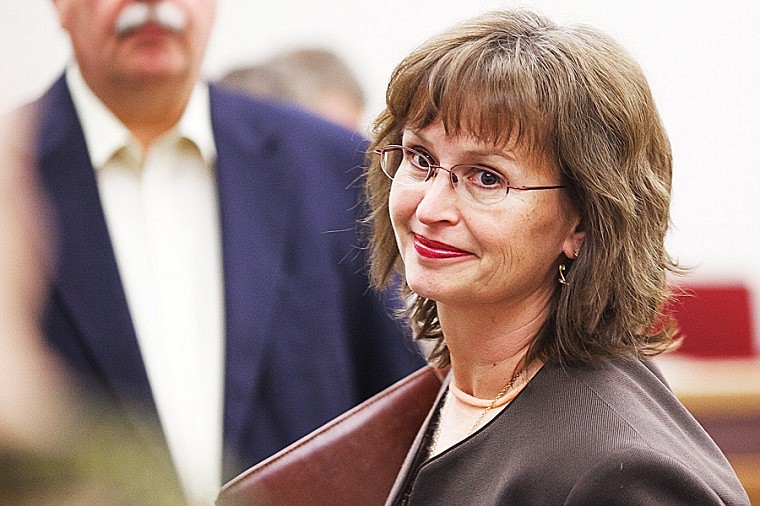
[37, 75, 157, 413]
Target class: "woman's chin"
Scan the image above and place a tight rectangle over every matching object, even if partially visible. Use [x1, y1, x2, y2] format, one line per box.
[405, 277, 450, 303]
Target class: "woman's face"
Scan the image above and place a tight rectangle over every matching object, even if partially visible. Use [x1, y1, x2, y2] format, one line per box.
[389, 120, 584, 313]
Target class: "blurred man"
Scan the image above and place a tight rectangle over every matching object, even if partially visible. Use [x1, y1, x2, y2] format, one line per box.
[26, 0, 423, 503]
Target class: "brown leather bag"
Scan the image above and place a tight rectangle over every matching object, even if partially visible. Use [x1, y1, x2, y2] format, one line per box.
[216, 366, 443, 506]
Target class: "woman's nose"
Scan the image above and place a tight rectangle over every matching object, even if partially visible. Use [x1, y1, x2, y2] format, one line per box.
[415, 169, 460, 224]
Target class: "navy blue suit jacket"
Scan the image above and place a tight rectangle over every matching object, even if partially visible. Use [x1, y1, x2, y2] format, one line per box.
[33, 76, 424, 482]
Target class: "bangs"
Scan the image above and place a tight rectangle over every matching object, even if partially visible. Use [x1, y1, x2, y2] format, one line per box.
[394, 36, 552, 157]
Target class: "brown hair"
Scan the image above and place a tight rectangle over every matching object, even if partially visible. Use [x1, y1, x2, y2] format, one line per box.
[364, 9, 681, 368]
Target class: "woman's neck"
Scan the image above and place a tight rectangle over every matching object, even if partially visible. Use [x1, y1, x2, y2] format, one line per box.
[438, 296, 551, 399]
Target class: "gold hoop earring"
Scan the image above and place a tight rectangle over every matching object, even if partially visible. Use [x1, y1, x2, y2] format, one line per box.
[558, 264, 569, 285]
[573, 250, 580, 258]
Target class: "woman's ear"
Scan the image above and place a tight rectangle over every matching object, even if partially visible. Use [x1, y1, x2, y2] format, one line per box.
[562, 222, 585, 260]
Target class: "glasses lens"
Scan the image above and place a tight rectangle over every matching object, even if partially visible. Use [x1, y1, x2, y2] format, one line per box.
[452, 165, 509, 205]
[380, 147, 403, 179]
[381, 147, 430, 185]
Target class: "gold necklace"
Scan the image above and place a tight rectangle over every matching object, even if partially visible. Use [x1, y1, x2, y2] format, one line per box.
[467, 365, 523, 435]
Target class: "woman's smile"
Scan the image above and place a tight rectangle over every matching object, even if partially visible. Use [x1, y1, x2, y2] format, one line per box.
[413, 233, 472, 259]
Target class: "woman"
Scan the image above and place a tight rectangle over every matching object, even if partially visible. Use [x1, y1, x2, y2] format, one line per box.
[364, 9, 749, 505]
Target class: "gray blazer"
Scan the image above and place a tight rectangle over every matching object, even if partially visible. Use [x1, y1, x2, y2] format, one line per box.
[388, 358, 749, 505]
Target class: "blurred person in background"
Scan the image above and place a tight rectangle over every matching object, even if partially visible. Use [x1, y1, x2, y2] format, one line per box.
[16, 0, 424, 503]
[219, 47, 366, 132]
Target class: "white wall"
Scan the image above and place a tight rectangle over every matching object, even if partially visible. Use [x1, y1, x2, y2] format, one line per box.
[3, 0, 760, 343]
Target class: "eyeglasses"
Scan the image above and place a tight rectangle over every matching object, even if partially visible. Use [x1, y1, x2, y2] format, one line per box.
[373, 145, 566, 205]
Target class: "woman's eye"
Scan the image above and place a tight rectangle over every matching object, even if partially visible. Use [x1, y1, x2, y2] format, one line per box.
[475, 169, 503, 187]
[410, 152, 432, 169]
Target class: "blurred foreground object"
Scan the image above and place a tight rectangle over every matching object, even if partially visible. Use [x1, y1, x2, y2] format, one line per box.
[0, 108, 64, 456]
[0, 110, 183, 505]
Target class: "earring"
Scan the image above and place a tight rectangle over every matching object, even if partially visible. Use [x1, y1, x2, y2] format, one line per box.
[573, 250, 580, 259]
[558, 264, 569, 286]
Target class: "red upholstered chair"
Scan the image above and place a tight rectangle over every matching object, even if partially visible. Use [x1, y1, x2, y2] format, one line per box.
[669, 283, 757, 358]
[662, 284, 760, 502]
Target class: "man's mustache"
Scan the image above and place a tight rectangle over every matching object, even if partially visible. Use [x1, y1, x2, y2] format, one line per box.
[115, 1, 188, 35]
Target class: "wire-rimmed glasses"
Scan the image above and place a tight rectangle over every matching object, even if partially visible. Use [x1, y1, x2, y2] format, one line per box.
[373, 144, 566, 205]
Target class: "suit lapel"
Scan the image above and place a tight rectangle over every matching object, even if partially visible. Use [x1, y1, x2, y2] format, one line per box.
[37, 77, 157, 413]
[38, 81, 291, 471]
[386, 375, 450, 504]
[209, 86, 290, 471]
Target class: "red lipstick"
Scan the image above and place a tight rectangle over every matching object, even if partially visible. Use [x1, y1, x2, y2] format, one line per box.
[413, 234, 470, 259]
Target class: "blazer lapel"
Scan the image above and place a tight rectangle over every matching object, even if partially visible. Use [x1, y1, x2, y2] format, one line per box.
[36, 76, 157, 415]
[385, 374, 451, 504]
[209, 86, 289, 472]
